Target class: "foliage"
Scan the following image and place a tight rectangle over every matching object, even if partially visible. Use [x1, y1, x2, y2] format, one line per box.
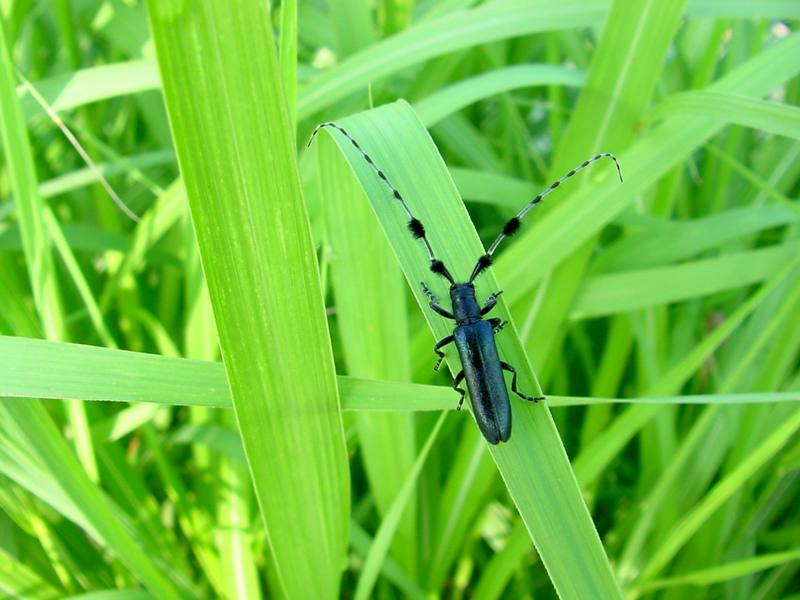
[0, 1, 799, 598]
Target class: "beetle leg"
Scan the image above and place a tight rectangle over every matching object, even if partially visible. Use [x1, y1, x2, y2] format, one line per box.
[500, 361, 545, 403]
[452, 370, 466, 410]
[488, 318, 506, 334]
[430, 303, 455, 319]
[433, 334, 455, 371]
[421, 281, 440, 303]
[480, 290, 503, 315]
[421, 281, 455, 319]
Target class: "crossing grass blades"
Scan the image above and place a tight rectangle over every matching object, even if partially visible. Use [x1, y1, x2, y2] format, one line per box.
[310, 122, 623, 444]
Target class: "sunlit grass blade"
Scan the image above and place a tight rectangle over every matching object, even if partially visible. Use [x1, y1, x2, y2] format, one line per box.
[571, 256, 800, 487]
[0, 11, 98, 485]
[146, 1, 349, 597]
[18, 61, 159, 119]
[650, 91, 800, 139]
[631, 548, 800, 596]
[0, 335, 455, 410]
[496, 34, 800, 307]
[592, 204, 799, 273]
[0, 546, 61, 599]
[572, 241, 800, 319]
[297, 2, 605, 119]
[638, 409, 800, 583]
[412, 64, 584, 127]
[354, 413, 446, 600]
[0, 401, 190, 598]
[314, 100, 622, 599]
[4, 336, 798, 411]
[512, 0, 688, 376]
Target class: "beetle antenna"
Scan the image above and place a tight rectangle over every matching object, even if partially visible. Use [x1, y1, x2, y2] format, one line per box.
[468, 153, 623, 282]
[309, 122, 455, 284]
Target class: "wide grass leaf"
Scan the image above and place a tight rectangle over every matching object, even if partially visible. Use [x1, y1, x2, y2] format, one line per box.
[145, 2, 349, 598]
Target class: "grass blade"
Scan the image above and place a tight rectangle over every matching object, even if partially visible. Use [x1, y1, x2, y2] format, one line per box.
[315, 100, 623, 599]
[146, 2, 349, 597]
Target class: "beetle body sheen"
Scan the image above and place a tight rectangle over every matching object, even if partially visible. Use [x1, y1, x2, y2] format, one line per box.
[453, 320, 511, 444]
[450, 284, 511, 444]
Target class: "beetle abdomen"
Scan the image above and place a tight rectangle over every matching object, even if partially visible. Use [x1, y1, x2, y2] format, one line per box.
[453, 320, 511, 444]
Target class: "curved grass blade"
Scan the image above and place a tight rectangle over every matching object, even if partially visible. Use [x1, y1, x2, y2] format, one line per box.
[413, 64, 584, 127]
[650, 91, 800, 139]
[18, 61, 159, 118]
[297, 2, 605, 119]
[314, 100, 623, 599]
[354, 413, 447, 600]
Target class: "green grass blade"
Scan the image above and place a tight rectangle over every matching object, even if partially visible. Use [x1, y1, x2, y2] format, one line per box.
[651, 91, 800, 139]
[572, 241, 800, 319]
[633, 548, 800, 595]
[592, 204, 799, 273]
[0, 335, 456, 410]
[449, 168, 538, 209]
[510, 0, 688, 376]
[315, 101, 623, 599]
[412, 64, 584, 127]
[638, 410, 800, 583]
[3, 336, 799, 411]
[0, 15, 63, 343]
[145, 2, 349, 598]
[354, 413, 447, 600]
[0, 547, 61, 599]
[297, 2, 605, 119]
[684, 0, 800, 17]
[18, 61, 159, 118]
[0, 15, 98, 483]
[495, 33, 800, 304]
[0, 402, 189, 597]
[279, 0, 297, 133]
[572, 256, 800, 487]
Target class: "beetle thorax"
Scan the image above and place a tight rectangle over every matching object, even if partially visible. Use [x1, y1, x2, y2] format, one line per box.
[450, 283, 481, 324]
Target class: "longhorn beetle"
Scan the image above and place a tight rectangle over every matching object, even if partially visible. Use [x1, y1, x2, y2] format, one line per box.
[310, 122, 622, 444]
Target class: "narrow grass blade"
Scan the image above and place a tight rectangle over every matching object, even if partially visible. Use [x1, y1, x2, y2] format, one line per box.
[0, 14, 64, 342]
[512, 0, 688, 374]
[592, 204, 799, 273]
[413, 64, 584, 127]
[572, 256, 800, 487]
[651, 91, 800, 139]
[496, 34, 800, 307]
[639, 410, 800, 582]
[632, 548, 800, 595]
[297, 2, 605, 118]
[0, 402, 189, 597]
[449, 168, 538, 209]
[18, 61, 159, 118]
[279, 0, 297, 133]
[3, 336, 799, 412]
[146, 2, 349, 597]
[0, 15, 97, 482]
[0, 547, 61, 599]
[354, 413, 446, 600]
[572, 241, 800, 319]
[0, 335, 454, 410]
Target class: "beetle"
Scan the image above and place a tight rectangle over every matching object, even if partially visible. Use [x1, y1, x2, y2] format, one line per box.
[310, 122, 622, 444]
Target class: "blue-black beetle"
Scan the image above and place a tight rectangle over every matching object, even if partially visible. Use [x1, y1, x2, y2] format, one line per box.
[310, 122, 622, 444]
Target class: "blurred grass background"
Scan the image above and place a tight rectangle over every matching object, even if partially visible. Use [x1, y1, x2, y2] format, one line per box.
[1, 1, 799, 599]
